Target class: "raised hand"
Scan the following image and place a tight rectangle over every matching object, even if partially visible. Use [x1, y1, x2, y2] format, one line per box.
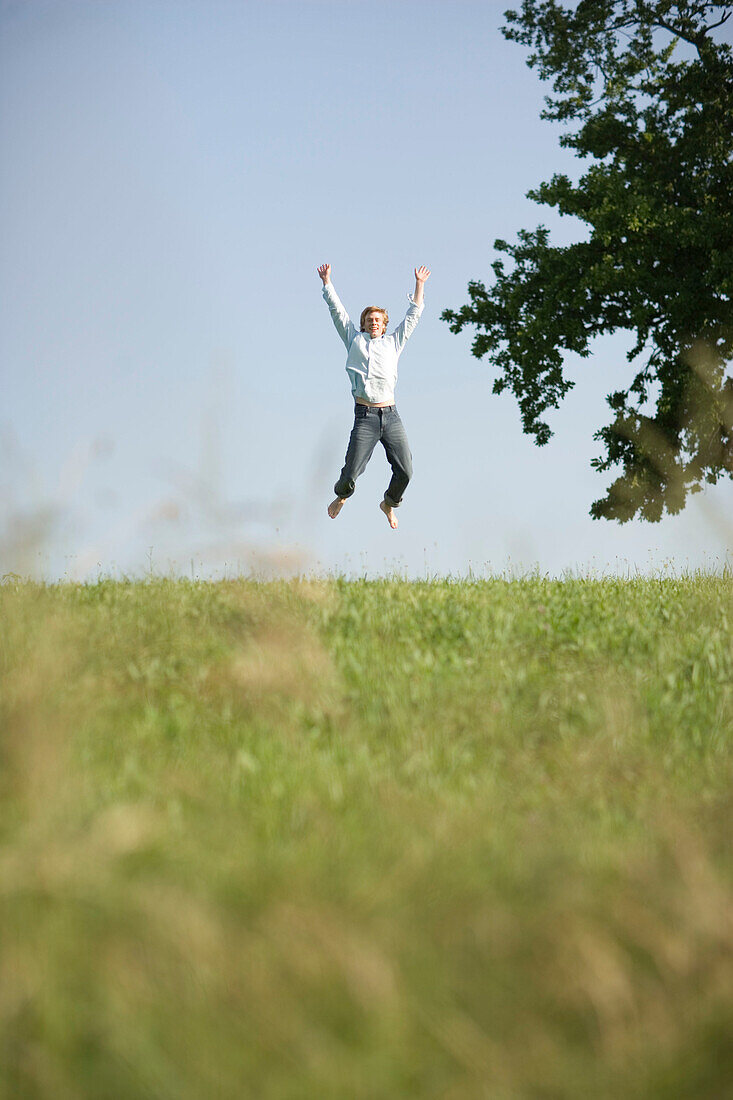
[317, 263, 332, 285]
[413, 265, 431, 307]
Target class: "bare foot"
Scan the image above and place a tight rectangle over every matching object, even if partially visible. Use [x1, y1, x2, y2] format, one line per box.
[328, 497, 346, 519]
[380, 500, 398, 529]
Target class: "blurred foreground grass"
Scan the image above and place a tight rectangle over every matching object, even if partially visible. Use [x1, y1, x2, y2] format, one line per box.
[1, 574, 732, 1099]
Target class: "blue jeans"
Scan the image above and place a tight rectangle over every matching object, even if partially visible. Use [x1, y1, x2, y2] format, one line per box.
[335, 404, 413, 507]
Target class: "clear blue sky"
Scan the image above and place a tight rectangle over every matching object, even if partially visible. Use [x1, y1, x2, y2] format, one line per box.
[2, 0, 731, 580]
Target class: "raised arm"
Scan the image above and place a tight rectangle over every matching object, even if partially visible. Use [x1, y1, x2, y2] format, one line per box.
[318, 262, 356, 349]
[413, 265, 430, 308]
[392, 265, 431, 351]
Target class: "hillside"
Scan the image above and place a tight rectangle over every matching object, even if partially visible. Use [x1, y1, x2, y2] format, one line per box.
[2, 575, 732, 1099]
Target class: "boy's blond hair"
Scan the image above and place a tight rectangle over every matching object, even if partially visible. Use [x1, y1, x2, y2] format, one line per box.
[360, 306, 389, 334]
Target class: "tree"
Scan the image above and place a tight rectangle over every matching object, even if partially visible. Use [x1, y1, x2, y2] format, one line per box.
[442, 1, 733, 521]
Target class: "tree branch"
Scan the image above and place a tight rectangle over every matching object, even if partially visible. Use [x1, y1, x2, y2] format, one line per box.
[654, 8, 732, 58]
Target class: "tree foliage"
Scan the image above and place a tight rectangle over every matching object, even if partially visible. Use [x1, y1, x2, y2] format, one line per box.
[443, 1, 733, 521]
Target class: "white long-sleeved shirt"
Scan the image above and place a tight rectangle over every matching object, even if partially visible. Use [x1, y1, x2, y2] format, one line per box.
[322, 281, 424, 405]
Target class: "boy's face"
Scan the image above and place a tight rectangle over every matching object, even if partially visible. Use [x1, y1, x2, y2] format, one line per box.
[364, 310, 387, 337]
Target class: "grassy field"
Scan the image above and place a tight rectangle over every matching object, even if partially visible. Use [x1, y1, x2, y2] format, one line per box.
[1, 574, 732, 1099]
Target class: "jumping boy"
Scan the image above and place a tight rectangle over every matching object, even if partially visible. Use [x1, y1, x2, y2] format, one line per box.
[318, 262, 430, 529]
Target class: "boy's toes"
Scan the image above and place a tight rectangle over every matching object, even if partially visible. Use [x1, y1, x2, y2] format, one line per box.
[380, 500, 398, 529]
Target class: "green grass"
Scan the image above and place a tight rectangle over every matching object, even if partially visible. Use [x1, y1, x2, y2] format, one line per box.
[1, 574, 732, 1099]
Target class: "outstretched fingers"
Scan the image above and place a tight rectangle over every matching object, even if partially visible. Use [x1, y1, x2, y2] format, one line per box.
[414, 265, 431, 283]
